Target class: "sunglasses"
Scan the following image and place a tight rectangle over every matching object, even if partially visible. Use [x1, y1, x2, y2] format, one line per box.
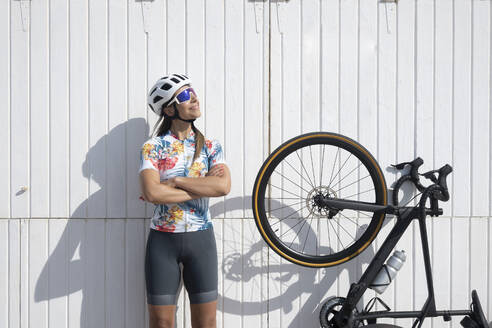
[170, 87, 197, 105]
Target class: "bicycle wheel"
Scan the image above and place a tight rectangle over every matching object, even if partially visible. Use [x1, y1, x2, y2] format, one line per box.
[252, 132, 387, 267]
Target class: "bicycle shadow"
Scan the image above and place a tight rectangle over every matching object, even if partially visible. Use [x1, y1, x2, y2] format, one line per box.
[207, 195, 399, 328]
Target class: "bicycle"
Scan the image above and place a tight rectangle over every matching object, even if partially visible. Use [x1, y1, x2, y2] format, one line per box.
[252, 132, 491, 328]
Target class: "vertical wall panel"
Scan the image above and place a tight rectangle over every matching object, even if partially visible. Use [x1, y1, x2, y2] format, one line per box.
[376, 2, 400, 323]
[107, 1, 129, 218]
[0, 220, 8, 328]
[48, 219, 68, 328]
[453, 0, 472, 218]
[125, 219, 147, 328]
[68, 1, 90, 218]
[223, 217, 242, 327]
[31, 0, 50, 218]
[204, 0, 225, 216]
[9, 220, 20, 328]
[0, 0, 9, 219]
[11, 0, 29, 219]
[88, 0, 107, 218]
[224, 0, 243, 220]
[85, 219, 105, 327]
[105, 220, 125, 328]
[452, 0, 473, 314]
[270, 0, 300, 327]
[320, 0, 341, 313]
[68, 0, 89, 219]
[67, 219, 84, 328]
[50, 0, 69, 218]
[358, 0, 379, 313]
[434, 1, 454, 326]
[300, 1, 322, 326]
[397, 3, 423, 328]
[434, 0, 454, 218]
[127, 1, 149, 220]
[242, 1, 268, 326]
[471, 0, 490, 217]
[243, 0, 266, 219]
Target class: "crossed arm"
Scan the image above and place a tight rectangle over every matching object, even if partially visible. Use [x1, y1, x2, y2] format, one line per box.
[139, 164, 231, 205]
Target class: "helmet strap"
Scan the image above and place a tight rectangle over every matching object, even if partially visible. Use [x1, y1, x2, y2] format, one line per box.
[165, 103, 196, 123]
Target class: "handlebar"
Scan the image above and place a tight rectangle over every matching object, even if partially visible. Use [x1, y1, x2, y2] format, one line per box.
[391, 158, 453, 204]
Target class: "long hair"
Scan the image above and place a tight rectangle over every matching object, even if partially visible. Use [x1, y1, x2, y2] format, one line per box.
[151, 110, 205, 162]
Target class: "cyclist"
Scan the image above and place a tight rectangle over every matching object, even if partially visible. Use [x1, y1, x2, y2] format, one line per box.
[139, 73, 231, 328]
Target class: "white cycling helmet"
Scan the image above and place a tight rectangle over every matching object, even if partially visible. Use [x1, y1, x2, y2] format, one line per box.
[147, 73, 192, 116]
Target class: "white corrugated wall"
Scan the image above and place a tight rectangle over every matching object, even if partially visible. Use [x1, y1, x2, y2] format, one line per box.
[0, 0, 490, 327]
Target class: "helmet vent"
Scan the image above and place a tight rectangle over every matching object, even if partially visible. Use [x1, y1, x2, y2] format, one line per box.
[170, 77, 180, 83]
[149, 87, 157, 95]
[174, 74, 185, 80]
[153, 95, 163, 103]
[160, 83, 172, 91]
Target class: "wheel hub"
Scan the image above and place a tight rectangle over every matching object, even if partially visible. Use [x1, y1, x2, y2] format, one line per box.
[306, 186, 339, 219]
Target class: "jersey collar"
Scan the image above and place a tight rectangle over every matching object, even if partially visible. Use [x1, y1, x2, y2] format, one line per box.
[166, 129, 195, 143]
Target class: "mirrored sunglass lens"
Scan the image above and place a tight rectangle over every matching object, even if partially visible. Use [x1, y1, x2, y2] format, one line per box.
[176, 88, 192, 103]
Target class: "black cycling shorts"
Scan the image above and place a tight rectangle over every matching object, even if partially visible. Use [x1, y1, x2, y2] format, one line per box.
[145, 226, 218, 305]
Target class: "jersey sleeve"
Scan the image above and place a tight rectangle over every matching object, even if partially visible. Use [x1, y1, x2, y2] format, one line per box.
[208, 139, 226, 168]
[138, 139, 160, 174]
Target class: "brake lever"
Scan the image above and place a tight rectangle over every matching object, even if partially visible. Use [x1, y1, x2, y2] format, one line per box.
[390, 157, 423, 171]
[420, 170, 439, 183]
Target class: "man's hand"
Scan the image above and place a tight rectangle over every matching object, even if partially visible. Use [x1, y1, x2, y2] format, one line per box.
[206, 164, 225, 177]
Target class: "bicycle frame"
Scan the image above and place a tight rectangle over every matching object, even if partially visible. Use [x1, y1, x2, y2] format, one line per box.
[322, 197, 474, 328]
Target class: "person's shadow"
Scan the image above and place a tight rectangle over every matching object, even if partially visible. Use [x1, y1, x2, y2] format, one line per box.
[34, 117, 153, 328]
[34, 118, 403, 328]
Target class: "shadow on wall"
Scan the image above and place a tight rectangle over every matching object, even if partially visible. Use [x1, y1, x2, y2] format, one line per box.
[33, 117, 151, 327]
[33, 117, 402, 327]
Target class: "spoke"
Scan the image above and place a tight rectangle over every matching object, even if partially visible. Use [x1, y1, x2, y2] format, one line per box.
[316, 215, 320, 256]
[354, 210, 374, 218]
[328, 153, 353, 189]
[271, 204, 309, 227]
[326, 215, 332, 255]
[336, 212, 361, 227]
[319, 144, 325, 187]
[295, 150, 316, 188]
[289, 211, 312, 250]
[283, 158, 316, 189]
[334, 174, 371, 193]
[343, 188, 375, 199]
[309, 146, 317, 187]
[328, 148, 340, 190]
[270, 183, 303, 198]
[328, 216, 345, 249]
[272, 169, 311, 194]
[336, 163, 362, 187]
[334, 216, 356, 242]
[301, 211, 316, 253]
[266, 200, 305, 213]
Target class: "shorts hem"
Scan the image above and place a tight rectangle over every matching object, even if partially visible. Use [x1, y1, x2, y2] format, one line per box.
[147, 293, 177, 306]
[189, 290, 218, 304]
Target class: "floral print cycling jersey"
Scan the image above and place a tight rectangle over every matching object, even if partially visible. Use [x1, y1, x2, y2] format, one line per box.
[139, 129, 226, 233]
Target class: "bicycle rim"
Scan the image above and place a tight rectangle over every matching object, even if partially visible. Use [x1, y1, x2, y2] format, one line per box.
[252, 132, 387, 267]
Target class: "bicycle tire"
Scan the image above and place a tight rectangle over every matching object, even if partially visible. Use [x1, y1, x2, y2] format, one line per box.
[252, 132, 387, 267]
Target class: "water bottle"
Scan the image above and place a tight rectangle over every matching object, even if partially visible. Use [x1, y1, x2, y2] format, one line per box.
[369, 250, 406, 294]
